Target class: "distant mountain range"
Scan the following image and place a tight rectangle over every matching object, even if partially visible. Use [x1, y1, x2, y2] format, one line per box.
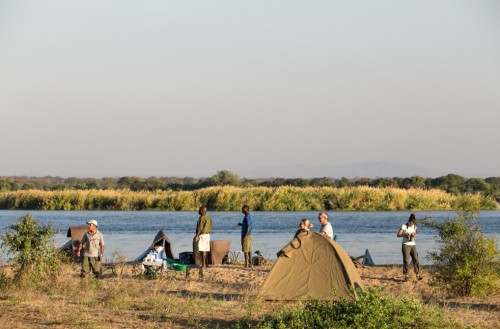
[240, 161, 450, 179]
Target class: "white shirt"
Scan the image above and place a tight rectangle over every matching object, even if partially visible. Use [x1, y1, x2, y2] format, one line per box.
[401, 224, 417, 246]
[320, 222, 334, 239]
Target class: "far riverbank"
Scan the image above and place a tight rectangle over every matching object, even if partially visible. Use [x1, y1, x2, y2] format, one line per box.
[0, 186, 497, 211]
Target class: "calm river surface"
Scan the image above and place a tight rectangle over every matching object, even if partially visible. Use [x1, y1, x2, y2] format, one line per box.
[1, 210, 499, 265]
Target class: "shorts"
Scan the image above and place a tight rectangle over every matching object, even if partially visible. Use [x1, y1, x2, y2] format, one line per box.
[242, 235, 252, 253]
[197, 234, 210, 252]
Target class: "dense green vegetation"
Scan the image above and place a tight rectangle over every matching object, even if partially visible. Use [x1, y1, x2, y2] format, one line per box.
[256, 287, 464, 329]
[0, 186, 497, 211]
[0, 171, 498, 211]
[1, 171, 499, 202]
[0, 214, 64, 287]
[420, 211, 499, 297]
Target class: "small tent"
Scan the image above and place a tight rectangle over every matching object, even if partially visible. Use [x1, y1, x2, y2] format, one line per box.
[258, 231, 364, 301]
[60, 225, 88, 261]
[362, 248, 375, 266]
[134, 230, 175, 262]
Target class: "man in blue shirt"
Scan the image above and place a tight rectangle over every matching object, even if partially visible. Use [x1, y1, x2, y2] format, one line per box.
[241, 205, 253, 268]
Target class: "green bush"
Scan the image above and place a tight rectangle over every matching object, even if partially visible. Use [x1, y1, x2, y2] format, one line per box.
[256, 287, 462, 329]
[0, 214, 63, 286]
[420, 211, 499, 296]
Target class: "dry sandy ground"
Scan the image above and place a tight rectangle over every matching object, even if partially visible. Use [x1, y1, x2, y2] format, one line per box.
[198, 263, 499, 328]
[0, 263, 498, 328]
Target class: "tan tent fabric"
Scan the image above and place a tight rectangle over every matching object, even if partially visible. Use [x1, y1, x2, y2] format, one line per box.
[258, 231, 364, 301]
[193, 240, 231, 265]
[210, 240, 231, 265]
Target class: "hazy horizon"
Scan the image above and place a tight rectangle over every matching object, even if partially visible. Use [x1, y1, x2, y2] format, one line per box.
[0, 160, 495, 180]
[1, 1, 499, 179]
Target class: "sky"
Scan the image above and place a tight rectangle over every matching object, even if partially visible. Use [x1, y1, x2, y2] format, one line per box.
[1, 1, 499, 179]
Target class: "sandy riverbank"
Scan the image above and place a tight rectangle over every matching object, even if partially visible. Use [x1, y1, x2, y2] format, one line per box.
[0, 262, 498, 328]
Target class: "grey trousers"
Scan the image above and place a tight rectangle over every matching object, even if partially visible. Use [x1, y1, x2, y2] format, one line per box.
[402, 244, 420, 275]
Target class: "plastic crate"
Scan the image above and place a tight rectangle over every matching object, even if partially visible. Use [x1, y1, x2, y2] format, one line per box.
[179, 252, 194, 265]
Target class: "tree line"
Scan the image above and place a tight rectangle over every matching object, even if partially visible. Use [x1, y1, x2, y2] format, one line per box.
[1, 171, 499, 202]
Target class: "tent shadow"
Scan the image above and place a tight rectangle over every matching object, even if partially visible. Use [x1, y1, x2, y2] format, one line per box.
[162, 289, 245, 301]
[360, 275, 402, 283]
[427, 300, 499, 311]
[138, 314, 258, 328]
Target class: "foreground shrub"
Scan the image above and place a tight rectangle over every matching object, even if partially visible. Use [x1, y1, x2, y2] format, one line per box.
[421, 211, 499, 297]
[256, 287, 462, 329]
[0, 214, 63, 286]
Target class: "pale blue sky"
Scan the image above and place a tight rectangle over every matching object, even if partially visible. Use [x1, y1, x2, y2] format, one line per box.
[1, 1, 499, 178]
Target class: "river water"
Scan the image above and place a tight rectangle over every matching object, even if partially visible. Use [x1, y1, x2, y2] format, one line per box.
[1, 210, 499, 265]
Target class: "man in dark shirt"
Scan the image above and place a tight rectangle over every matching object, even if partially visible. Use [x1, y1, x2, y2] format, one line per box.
[241, 205, 253, 268]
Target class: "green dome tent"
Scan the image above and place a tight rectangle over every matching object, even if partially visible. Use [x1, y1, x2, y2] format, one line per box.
[258, 231, 364, 300]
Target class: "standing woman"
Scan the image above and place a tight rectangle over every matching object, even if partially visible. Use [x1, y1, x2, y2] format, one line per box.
[397, 214, 422, 281]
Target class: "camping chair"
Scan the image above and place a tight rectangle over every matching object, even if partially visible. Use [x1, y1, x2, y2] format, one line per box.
[142, 253, 166, 279]
[225, 250, 242, 264]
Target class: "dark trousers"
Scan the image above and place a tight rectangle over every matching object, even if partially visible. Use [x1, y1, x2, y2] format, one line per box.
[81, 256, 101, 278]
[402, 244, 420, 275]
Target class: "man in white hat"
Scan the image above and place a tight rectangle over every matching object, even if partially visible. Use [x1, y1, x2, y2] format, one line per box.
[77, 219, 105, 278]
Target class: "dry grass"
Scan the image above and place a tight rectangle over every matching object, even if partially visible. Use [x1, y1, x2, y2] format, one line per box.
[357, 265, 500, 329]
[0, 186, 497, 211]
[0, 263, 498, 329]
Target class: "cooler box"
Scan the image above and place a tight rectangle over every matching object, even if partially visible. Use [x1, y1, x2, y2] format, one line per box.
[179, 252, 194, 265]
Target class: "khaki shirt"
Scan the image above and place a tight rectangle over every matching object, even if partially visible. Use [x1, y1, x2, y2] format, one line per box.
[197, 215, 213, 234]
[81, 230, 105, 257]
